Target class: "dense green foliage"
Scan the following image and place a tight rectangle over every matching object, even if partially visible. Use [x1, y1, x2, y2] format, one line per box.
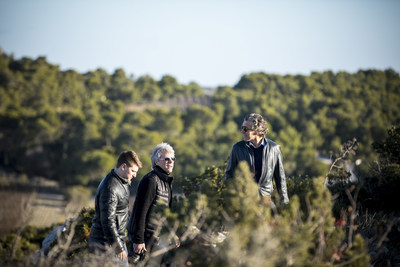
[1, 51, 399, 189]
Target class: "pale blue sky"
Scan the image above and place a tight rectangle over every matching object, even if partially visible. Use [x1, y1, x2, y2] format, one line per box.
[1, 0, 399, 87]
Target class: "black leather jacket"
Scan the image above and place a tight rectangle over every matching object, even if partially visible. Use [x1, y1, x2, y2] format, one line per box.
[127, 166, 173, 244]
[89, 169, 130, 253]
[226, 138, 289, 204]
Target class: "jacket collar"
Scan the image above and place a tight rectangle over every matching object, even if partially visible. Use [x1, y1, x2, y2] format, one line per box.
[153, 165, 173, 183]
[248, 138, 266, 148]
[111, 169, 129, 185]
[245, 138, 267, 149]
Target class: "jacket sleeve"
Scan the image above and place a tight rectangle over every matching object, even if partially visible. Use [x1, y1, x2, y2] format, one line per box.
[273, 146, 289, 204]
[225, 145, 238, 179]
[99, 187, 125, 253]
[128, 176, 157, 244]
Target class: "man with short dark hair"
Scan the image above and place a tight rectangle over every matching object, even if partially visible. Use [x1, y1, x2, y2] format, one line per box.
[226, 113, 289, 205]
[89, 150, 142, 267]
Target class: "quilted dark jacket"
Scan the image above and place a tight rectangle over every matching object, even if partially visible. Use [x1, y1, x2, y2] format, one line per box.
[226, 138, 289, 204]
[88, 169, 130, 253]
[127, 166, 173, 244]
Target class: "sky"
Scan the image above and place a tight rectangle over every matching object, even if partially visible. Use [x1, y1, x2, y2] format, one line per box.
[0, 0, 399, 88]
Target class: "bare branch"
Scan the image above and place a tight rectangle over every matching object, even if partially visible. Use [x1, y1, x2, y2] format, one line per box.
[344, 184, 360, 250]
[325, 138, 358, 185]
[375, 217, 396, 250]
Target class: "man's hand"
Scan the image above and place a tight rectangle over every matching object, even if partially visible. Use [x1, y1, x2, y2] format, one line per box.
[117, 250, 127, 261]
[133, 243, 147, 254]
[174, 235, 180, 248]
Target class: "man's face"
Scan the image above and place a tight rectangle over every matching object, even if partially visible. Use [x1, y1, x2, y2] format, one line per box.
[122, 164, 139, 183]
[155, 151, 175, 174]
[241, 120, 258, 143]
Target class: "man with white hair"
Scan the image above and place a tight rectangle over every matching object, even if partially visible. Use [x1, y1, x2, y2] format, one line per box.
[127, 142, 178, 265]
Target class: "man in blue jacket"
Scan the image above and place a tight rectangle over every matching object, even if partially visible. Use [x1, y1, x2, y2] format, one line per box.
[226, 113, 289, 205]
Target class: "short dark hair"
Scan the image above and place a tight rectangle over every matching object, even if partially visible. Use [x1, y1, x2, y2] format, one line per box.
[244, 113, 268, 137]
[116, 150, 142, 169]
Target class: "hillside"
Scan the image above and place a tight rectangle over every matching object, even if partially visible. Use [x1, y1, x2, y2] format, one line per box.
[1, 51, 399, 188]
[0, 51, 400, 266]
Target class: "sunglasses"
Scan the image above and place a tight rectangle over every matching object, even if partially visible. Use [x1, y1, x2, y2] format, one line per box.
[241, 126, 251, 132]
[162, 157, 176, 162]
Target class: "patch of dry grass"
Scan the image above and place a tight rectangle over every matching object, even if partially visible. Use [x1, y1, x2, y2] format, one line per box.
[0, 190, 35, 237]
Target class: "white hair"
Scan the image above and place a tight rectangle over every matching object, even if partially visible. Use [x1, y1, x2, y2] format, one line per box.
[151, 142, 175, 168]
